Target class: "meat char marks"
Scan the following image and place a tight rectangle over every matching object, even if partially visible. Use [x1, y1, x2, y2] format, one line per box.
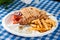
[12, 7, 48, 25]
[18, 7, 48, 25]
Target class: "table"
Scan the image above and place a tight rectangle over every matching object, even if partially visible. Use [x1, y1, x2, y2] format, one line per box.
[0, 0, 60, 40]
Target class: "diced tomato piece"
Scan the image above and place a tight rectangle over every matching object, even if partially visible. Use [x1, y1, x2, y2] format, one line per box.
[12, 14, 22, 24]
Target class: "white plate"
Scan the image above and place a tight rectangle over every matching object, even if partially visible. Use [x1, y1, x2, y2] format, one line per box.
[2, 10, 58, 37]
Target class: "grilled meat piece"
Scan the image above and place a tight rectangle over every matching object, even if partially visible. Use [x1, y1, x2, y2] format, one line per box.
[18, 7, 48, 25]
[12, 7, 48, 25]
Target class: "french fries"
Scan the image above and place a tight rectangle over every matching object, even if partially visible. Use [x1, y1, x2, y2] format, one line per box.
[29, 18, 56, 32]
[41, 19, 48, 30]
[30, 24, 37, 28]
[45, 19, 56, 27]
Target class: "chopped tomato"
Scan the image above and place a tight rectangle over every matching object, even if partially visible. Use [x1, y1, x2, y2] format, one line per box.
[14, 15, 22, 21]
[12, 14, 22, 24]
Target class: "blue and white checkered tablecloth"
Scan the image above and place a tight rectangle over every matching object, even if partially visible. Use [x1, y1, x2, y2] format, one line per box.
[0, 0, 60, 40]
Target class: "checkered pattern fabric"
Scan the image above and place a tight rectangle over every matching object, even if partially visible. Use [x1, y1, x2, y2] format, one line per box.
[0, 0, 60, 40]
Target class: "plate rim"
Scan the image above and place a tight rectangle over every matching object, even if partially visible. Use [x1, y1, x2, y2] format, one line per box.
[2, 10, 58, 37]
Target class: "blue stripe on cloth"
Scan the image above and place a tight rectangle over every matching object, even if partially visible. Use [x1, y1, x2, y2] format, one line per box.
[13, 3, 26, 10]
[57, 14, 60, 20]
[30, 0, 35, 5]
[25, 37, 31, 40]
[49, 3, 59, 13]
[10, 36, 16, 40]
[0, 0, 19, 19]
[44, 1, 54, 10]
[0, 0, 60, 40]
[8, 0, 18, 8]
[0, 0, 18, 15]
[36, 0, 45, 8]
[49, 23, 60, 40]
[3, 33, 11, 40]
[6, 1, 23, 12]
[0, 1, 25, 19]
[44, 1, 55, 13]
[33, 37, 42, 40]
[39, 0, 49, 9]
[0, 9, 6, 15]
[40, 1, 50, 9]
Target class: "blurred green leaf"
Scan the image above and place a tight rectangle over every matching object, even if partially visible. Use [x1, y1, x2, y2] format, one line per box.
[0, 0, 14, 9]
